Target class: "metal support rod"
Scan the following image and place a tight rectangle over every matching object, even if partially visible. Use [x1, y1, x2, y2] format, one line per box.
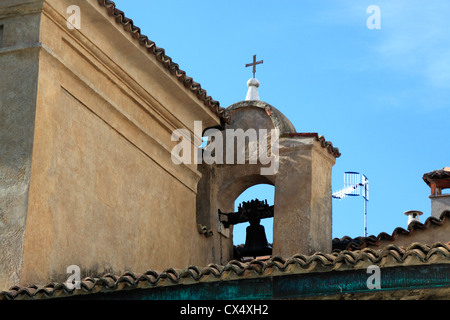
[364, 183, 368, 238]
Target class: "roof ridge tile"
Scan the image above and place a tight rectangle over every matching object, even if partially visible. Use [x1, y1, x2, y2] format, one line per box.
[3, 242, 450, 300]
[334, 211, 450, 251]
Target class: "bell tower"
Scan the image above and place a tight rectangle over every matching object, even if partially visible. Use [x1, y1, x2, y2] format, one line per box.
[196, 58, 341, 262]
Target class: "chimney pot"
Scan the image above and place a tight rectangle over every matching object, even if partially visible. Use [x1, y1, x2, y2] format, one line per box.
[404, 210, 423, 227]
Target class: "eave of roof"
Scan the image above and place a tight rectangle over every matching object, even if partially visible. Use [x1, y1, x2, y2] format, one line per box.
[281, 133, 341, 158]
[96, 0, 229, 123]
[423, 167, 450, 186]
[1, 242, 449, 300]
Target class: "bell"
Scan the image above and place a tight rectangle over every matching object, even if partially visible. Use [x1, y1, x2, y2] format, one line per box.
[237, 218, 272, 258]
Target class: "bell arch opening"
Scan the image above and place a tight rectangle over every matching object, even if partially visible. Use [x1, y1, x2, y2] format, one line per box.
[230, 184, 275, 261]
[233, 184, 274, 245]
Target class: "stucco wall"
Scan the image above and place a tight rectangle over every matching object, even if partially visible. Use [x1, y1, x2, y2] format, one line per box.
[1, 0, 221, 289]
[0, 1, 43, 291]
[272, 138, 335, 257]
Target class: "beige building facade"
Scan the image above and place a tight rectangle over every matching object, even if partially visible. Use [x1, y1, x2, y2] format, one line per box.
[0, 0, 225, 290]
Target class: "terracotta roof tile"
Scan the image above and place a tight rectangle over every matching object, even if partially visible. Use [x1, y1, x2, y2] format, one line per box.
[2, 242, 449, 300]
[281, 133, 341, 158]
[96, 0, 229, 123]
[423, 167, 450, 184]
[333, 210, 450, 251]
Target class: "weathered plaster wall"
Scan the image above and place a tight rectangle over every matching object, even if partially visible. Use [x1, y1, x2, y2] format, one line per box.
[1, 0, 221, 289]
[310, 145, 335, 253]
[0, 0, 44, 291]
[272, 143, 314, 257]
[272, 138, 335, 257]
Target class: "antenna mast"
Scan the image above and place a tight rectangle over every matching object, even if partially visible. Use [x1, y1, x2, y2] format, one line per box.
[333, 172, 370, 237]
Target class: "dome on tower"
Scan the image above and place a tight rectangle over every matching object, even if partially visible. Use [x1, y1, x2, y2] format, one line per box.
[226, 100, 296, 135]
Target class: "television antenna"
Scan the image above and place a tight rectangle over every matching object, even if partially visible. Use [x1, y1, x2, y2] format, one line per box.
[333, 172, 369, 237]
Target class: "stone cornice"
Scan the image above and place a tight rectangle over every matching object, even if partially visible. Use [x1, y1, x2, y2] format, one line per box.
[0, 0, 45, 19]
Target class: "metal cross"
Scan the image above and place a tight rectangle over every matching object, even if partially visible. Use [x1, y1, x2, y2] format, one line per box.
[245, 55, 263, 78]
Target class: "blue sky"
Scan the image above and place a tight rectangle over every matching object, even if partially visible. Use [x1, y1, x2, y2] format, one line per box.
[113, 0, 450, 244]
